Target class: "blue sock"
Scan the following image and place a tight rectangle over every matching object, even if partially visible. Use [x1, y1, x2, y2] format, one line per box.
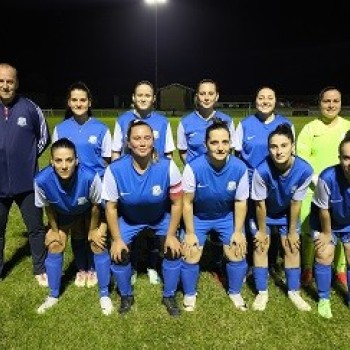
[226, 259, 247, 294]
[253, 266, 268, 292]
[285, 267, 301, 291]
[45, 252, 63, 298]
[110, 262, 132, 296]
[94, 250, 111, 297]
[71, 238, 87, 271]
[162, 258, 181, 297]
[181, 261, 199, 296]
[315, 262, 331, 299]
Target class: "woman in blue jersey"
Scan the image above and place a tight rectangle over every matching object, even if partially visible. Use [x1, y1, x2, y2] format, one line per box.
[111, 80, 175, 285]
[181, 119, 249, 312]
[310, 130, 350, 318]
[177, 78, 235, 283]
[34, 138, 108, 314]
[103, 120, 183, 316]
[234, 86, 294, 275]
[250, 124, 312, 312]
[52, 81, 112, 288]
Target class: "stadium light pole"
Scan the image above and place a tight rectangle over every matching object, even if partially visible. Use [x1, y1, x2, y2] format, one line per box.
[144, 0, 167, 97]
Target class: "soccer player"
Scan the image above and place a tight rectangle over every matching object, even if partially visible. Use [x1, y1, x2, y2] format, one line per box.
[310, 130, 350, 318]
[0, 63, 50, 285]
[111, 80, 175, 285]
[34, 138, 110, 314]
[297, 86, 350, 287]
[181, 119, 249, 312]
[52, 81, 112, 288]
[234, 86, 294, 276]
[177, 78, 235, 283]
[103, 120, 183, 316]
[250, 123, 312, 312]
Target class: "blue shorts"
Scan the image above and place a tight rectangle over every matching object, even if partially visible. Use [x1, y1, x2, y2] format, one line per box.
[311, 230, 350, 245]
[119, 213, 170, 244]
[249, 219, 301, 237]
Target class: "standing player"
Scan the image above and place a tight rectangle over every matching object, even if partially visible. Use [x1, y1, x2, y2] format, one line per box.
[250, 124, 312, 312]
[297, 86, 350, 286]
[177, 79, 235, 282]
[0, 63, 50, 285]
[111, 80, 175, 285]
[52, 81, 112, 288]
[34, 138, 111, 314]
[103, 120, 183, 316]
[234, 86, 294, 275]
[310, 130, 350, 318]
[181, 119, 249, 312]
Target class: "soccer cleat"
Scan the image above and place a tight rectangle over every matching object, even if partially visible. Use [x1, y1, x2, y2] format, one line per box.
[35, 273, 49, 287]
[86, 271, 98, 288]
[100, 296, 114, 316]
[74, 271, 87, 287]
[183, 294, 196, 312]
[147, 268, 161, 285]
[229, 293, 248, 311]
[252, 291, 269, 311]
[162, 296, 181, 317]
[301, 268, 313, 286]
[119, 296, 134, 315]
[335, 272, 347, 287]
[288, 291, 311, 311]
[318, 298, 332, 319]
[37, 296, 58, 314]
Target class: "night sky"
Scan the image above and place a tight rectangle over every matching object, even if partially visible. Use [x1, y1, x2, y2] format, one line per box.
[3, 0, 350, 107]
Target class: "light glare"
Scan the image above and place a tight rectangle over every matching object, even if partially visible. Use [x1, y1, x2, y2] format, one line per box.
[145, 0, 167, 5]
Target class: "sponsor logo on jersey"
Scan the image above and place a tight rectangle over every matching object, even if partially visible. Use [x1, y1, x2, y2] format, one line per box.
[227, 181, 236, 191]
[152, 185, 162, 196]
[88, 135, 98, 144]
[77, 197, 88, 205]
[17, 117, 27, 127]
[197, 183, 208, 188]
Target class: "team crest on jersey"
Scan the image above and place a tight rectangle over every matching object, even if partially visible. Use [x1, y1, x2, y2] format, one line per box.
[152, 185, 162, 196]
[17, 117, 27, 127]
[77, 197, 88, 205]
[227, 181, 236, 191]
[153, 130, 159, 139]
[88, 135, 98, 144]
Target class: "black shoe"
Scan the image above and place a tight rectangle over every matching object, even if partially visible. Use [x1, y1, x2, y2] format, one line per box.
[119, 295, 134, 315]
[162, 296, 180, 317]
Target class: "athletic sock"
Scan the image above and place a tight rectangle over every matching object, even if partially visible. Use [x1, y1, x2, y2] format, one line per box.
[162, 258, 181, 297]
[314, 262, 331, 299]
[94, 250, 111, 297]
[253, 266, 268, 291]
[226, 259, 247, 294]
[45, 252, 63, 298]
[285, 267, 301, 291]
[110, 262, 132, 296]
[181, 260, 199, 296]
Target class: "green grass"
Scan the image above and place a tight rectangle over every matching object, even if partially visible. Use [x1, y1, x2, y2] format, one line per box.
[2, 113, 350, 350]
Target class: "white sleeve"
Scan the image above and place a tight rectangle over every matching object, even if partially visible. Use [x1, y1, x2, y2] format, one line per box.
[89, 174, 102, 204]
[111, 121, 123, 152]
[182, 164, 196, 193]
[312, 177, 330, 209]
[229, 120, 235, 148]
[34, 181, 48, 207]
[101, 129, 112, 157]
[51, 127, 58, 143]
[169, 160, 182, 186]
[251, 170, 267, 200]
[102, 166, 119, 202]
[177, 122, 187, 150]
[233, 122, 243, 151]
[165, 123, 176, 153]
[236, 169, 249, 200]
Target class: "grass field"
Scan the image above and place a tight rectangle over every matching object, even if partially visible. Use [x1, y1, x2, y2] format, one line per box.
[1, 112, 350, 350]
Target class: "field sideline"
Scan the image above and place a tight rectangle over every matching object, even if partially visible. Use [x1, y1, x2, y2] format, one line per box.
[1, 112, 350, 350]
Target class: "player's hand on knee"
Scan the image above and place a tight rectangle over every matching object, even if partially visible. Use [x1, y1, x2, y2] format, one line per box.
[164, 235, 181, 259]
[182, 233, 202, 263]
[254, 230, 268, 253]
[88, 227, 106, 250]
[314, 232, 331, 253]
[287, 231, 300, 254]
[110, 238, 128, 263]
[230, 231, 246, 258]
[45, 229, 65, 247]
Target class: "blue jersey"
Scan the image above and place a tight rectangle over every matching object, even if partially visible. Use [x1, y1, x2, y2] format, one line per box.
[177, 110, 235, 163]
[34, 164, 102, 216]
[182, 154, 249, 220]
[103, 155, 181, 225]
[310, 165, 350, 232]
[251, 156, 313, 225]
[234, 114, 294, 179]
[52, 117, 111, 178]
[111, 110, 175, 157]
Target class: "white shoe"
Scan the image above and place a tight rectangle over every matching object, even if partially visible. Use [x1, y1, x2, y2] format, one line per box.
[37, 296, 58, 314]
[183, 294, 196, 312]
[252, 291, 269, 311]
[86, 271, 98, 288]
[131, 271, 137, 286]
[100, 296, 114, 316]
[35, 273, 48, 287]
[229, 293, 248, 311]
[74, 271, 87, 287]
[147, 268, 160, 285]
[288, 291, 311, 311]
